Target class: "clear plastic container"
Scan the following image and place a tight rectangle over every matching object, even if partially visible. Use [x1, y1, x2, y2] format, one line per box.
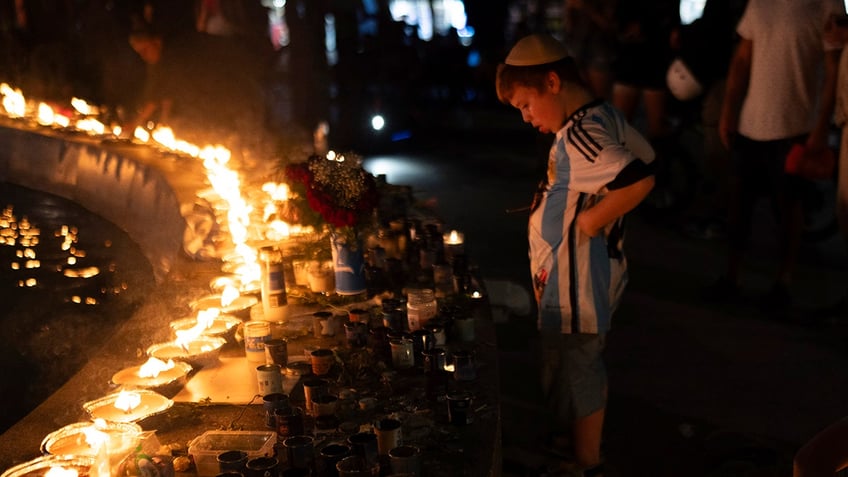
[188, 430, 276, 476]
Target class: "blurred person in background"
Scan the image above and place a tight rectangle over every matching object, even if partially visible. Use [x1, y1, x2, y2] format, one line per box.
[710, 0, 843, 315]
[124, 15, 271, 166]
[611, 0, 680, 209]
[669, 0, 748, 238]
[123, 22, 178, 136]
[563, 0, 618, 100]
[821, 11, 848, 319]
[3, 0, 78, 101]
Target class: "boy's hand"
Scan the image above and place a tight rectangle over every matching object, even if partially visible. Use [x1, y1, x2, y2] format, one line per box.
[577, 175, 655, 238]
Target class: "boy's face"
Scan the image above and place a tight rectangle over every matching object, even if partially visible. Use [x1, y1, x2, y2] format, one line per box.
[507, 79, 563, 135]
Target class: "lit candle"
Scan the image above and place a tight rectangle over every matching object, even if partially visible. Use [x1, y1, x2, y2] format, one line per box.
[111, 357, 192, 391]
[83, 390, 173, 424]
[190, 292, 258, 320]
[169, 313, 241, 341]
[0, 455, 96, 477]
[443, 229, 465, 262]
[41, 420, 142, 475]
[146, 336, 226, 369]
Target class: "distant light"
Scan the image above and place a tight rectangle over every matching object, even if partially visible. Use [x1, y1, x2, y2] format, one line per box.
[371, 114, 385, 131]
[363, 155, 437, 185]
[680, 0, 707, 25]
[467, 49, 481, 68]
[458, 27, 474, 47]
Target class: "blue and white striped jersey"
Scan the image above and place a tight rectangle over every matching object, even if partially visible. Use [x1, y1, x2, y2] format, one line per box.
[529, 100, 654, 334]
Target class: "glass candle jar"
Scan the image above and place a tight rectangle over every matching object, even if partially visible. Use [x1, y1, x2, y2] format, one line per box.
[406, 288, 437, 331]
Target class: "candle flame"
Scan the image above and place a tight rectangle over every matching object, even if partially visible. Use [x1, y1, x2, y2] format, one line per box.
[197, 307, 220, 326]
[71, 97, 95, 116]
[175, 326, 203, 350]
[133, 126, 150, 142]
[75, 117, 105, 135]
[220, 286, 240, 307]
[151, 125, 176, 148]
[137, 357, 176, 378]
[114, 390, 141, 413]
[63, 266, 100, 278]
[211, 275, 237, 291]
[54, 114, 70, 128]
[445, 230, 464, 245]
[175, 308, 220, 347]
[81, 426, 108, 449]
[37, 102, 54, 126]
[266, 219, 290, 240]
[45, 466, 80, 477]
[1, 83, 25, 117]
[262, 182, 290, 201]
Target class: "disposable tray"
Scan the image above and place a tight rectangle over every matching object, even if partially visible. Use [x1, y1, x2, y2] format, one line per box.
[188, 430, 276, 476]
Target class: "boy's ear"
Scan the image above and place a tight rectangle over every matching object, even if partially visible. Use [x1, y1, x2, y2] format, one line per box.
[545, 71, 562, 93]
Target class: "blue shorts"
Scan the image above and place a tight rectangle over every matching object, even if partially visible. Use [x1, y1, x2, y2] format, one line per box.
[540, 332, 607, 425]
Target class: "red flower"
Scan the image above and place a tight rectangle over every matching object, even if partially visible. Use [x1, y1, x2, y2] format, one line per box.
[282, 155, 379, 229]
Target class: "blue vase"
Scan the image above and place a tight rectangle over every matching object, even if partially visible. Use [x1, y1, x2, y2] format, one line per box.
[330, 233, 367, 295]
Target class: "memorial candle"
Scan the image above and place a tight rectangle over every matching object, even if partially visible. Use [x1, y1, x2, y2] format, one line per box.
[83, 390, 173, 424]
[443, 229, 464, 262]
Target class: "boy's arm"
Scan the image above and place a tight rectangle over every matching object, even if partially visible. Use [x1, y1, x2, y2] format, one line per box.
[577, 174, 655, 237]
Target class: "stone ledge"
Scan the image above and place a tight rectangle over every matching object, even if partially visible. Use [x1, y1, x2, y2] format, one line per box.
[0, 121, 209, 282]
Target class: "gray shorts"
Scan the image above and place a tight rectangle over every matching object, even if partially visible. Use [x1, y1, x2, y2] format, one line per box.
[540, 331, 607, 425]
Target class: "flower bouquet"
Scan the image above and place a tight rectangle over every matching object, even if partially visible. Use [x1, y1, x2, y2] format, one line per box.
[280, 151, 379, 295]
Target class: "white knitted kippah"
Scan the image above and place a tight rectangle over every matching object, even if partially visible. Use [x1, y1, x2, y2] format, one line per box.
[504, 33, 569, 66]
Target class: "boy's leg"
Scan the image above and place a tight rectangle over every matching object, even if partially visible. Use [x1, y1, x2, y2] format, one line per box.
[566, 333, 608, 470]
[540, 331, 608, 473]
[540, 330, 574, 453]
[573, 406, 605, 468]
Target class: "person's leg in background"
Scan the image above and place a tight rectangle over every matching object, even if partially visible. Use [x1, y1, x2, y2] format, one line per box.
[704, 135, 759, 301]
[765, 138, 807, 311]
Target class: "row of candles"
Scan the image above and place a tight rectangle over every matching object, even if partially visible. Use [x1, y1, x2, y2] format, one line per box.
[0, 82, 473, 476]
[0, 81, 270, 477]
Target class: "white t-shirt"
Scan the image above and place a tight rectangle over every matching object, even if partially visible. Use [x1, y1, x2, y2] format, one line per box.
[736, 0, 844, 140]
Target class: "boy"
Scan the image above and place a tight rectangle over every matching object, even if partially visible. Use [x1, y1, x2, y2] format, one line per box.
[495, 33, 655, 476]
